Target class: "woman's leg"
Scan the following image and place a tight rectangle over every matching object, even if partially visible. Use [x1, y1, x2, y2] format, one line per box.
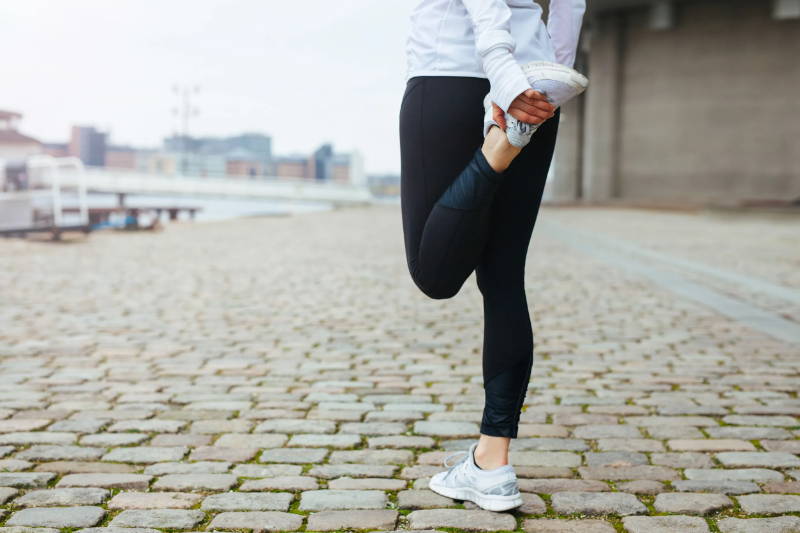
[400, 76, 517, 300]
[474, 110, 561, 467]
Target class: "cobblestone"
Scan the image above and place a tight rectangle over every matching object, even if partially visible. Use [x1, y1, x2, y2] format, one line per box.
[108, 509, 205, 528]
[653, 492, 732, 515]
[397, 489, 458, 509]
[260, 447, 328, 463]
[200, 491, 293, 511]
[57, 473, 151, 489]
[207, 511, 303, 530]
[14, 488, 109, 507]
[0, 488, 18, 504]
[101, 446, 187, 463]
[668, 439, 756, 451]
[16, 445, 105, 461]
[76, 528, 160, 533]
[327, 476, 406, 489]
[551, 491, 647, 515]
[615, 480, 663, 494]
[407, 509, 516, 531]
[717, 516, 800, 533]
[310, 463, 397, 478]
[7, 506, 105, 528]
[151, 473, 237, 491]
[240, 475, 318, 491]
[2, 206, 799, 528]
[299, 489, 387, 510]
[715, 451, 800, 468]
[144, 460, 231, 474]
[579, 465, 679, 481]
[523, 519, 616, 532]
[684, 468, 784, 481]
[307, 510, 398, 531]
[737, 494, 800, 514]
[651, 452, 714, 468]
[622, 515, 710, 532]
[672, 480, 760, 494]
[0, 473, 54, 487]
[518, 478, 608, 493]
[106, 491, 202, 509]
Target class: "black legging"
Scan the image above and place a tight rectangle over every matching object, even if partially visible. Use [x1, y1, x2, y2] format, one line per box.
[399, 76, 560, 438]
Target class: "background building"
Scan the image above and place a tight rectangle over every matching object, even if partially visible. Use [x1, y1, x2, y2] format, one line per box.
[0, 110, 43, 191]
[163, 132, 273, 177]
[274, 144, 364, 184]
[0, 110, 43, 165]
[69, 126, 107, 167]
[312, 144, 334, 181]
[104, 145, 138, 170]
[275, 155, 310, 179]
[546, 0, 800, 206]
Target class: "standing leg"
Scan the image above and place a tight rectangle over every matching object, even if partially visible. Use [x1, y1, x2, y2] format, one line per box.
[474, 110, 561, 465]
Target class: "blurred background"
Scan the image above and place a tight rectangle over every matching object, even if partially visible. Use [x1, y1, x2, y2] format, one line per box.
[0, 3, 799, 528]
[0, 0, 798, 233]
[0, 0, 410, 230]
[552, 0, 800, 207]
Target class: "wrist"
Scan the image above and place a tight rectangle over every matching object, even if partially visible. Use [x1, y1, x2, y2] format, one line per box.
[482, 48, 531, 113]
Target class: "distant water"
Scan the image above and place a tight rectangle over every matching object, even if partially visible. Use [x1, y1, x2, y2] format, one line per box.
[87, 193, 332, 223]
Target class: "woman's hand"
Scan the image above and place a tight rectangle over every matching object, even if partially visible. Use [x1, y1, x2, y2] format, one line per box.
[492, 89, 555, 130]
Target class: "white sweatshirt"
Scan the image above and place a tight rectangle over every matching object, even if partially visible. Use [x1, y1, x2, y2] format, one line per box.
[406, 0, 586, 112]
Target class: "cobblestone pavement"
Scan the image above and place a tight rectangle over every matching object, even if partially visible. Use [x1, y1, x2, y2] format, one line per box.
[0, 205, 798, 532]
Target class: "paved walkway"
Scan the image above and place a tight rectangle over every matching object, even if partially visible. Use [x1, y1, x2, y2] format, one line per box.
[0, 206, 798, 532]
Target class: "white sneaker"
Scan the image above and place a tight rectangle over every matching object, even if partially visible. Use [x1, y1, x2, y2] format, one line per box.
[428, 442, 523, 512]
[484, 60, 589, 148]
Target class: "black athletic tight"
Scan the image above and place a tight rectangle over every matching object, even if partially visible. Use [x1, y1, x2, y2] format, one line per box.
[399, 76, 560, 438]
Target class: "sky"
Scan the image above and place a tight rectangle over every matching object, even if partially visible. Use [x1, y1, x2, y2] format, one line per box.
[0, 1, 412, 175]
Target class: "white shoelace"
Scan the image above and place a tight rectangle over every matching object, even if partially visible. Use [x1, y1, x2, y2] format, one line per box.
[441, 449, 472, 482]
[443, 449, 470, 468]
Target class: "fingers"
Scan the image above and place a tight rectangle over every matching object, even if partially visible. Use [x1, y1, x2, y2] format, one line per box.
[511, 98, 555, 117]
[519, 89, 556, 112]
[491, 103, 507, 130]
[493, 93, 555, 128]
[509, 107, 547, 125]
[508, 102, 554, 125]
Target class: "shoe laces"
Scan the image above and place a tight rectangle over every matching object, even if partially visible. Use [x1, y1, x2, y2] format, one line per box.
[441, 449, 471, 481]
[443, 449, 470, 468]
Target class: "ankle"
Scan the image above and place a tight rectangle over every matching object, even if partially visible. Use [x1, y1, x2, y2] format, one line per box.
[481, 126, 521, 173]
[474, 445, 509, 470]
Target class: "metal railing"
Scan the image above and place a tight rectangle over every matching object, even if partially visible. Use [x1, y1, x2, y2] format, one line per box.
[73, 167, 373, 205]
[0, 156, 90, 234]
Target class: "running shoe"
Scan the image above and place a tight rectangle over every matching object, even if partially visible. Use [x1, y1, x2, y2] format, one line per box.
[484, 60, 589, 148]
[428, 442, 523, 512]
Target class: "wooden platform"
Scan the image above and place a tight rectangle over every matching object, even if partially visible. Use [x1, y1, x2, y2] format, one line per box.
[64, 205, 203, 230]
[0, 206, 202, 239]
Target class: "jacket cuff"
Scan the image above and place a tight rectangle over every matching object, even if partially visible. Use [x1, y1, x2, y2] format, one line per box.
[481, 48, 531, 113]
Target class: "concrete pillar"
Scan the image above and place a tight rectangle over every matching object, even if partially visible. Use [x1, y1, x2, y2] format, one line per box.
[546, 96, 584, 202]
[581, 13, 624, 202]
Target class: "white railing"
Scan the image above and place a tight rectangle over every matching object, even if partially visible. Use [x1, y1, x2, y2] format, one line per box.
[0, 156, 89, 233]
[27, 155, 89, 227]
[71, 167, 373, 205]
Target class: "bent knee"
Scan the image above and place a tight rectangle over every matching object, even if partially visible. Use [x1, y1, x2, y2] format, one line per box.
[410, 274, 460, 300]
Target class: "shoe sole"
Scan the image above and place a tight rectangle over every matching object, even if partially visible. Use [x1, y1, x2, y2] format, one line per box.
[521, 60, 589, 91]
[428, 478, 523, 512]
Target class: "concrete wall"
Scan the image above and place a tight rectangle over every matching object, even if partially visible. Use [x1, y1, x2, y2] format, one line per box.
[551, 0, 800, 205]
[619, 0, 800, 203]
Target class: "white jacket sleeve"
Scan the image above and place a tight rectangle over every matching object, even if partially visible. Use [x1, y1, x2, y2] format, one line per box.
[547, 0, 586, 67]
[461, 0, 532, 113]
